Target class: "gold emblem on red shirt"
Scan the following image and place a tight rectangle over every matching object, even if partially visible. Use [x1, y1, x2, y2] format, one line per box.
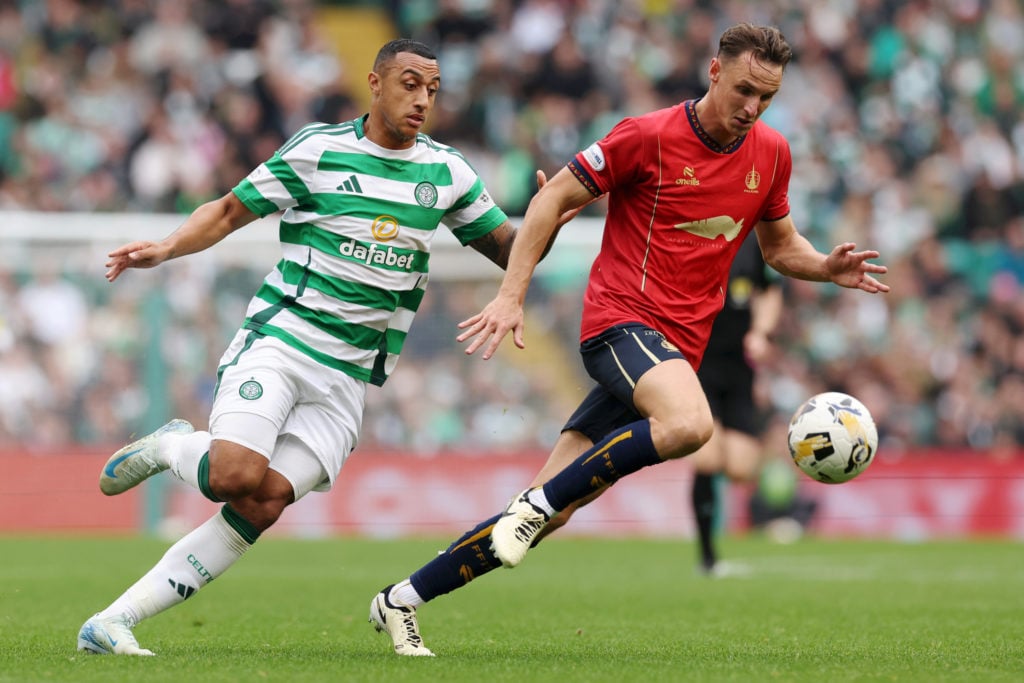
[745, 165, 761, 192]
[676, 166, 700, 186]
[673, 216, 745, 242]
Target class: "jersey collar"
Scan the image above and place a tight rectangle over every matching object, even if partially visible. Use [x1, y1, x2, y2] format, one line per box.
[684, 99, 747, 154]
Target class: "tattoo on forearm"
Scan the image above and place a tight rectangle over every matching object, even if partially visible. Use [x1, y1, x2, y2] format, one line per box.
[472, 224, 515, 269]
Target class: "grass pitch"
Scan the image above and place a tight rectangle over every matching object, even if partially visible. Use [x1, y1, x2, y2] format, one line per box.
[0, 534, 1021, 682]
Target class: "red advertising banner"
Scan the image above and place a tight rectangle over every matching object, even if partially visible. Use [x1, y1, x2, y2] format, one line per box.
[791, 453, 1024, 539]
[0, 449, 142, 534]
[2, 448, 1022, 539]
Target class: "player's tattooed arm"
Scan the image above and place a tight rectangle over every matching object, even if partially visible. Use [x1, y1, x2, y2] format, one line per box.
[469, 220, 569, 271]
[467, 169, 591, 271]
[468, 221, 517, 270]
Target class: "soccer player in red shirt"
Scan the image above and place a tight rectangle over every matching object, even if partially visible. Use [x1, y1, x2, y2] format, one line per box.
[370, 23, 889, 656]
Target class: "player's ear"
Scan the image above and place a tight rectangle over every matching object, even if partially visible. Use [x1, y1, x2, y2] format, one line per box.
[368, 71, 381, 96]
[709, 58, 721, 83]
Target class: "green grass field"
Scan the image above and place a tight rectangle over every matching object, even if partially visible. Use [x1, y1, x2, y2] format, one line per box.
[0, 534, 1021, 682]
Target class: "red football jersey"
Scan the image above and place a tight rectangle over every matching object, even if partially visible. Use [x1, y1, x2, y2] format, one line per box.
[568, 99, 792, 368]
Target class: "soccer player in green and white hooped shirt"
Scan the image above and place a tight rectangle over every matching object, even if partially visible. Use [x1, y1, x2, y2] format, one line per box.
[77, 39, 572, 658]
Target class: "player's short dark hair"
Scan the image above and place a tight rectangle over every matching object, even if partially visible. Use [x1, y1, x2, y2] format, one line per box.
[717, 24, 793, 69]
[374, 39, 437, 71]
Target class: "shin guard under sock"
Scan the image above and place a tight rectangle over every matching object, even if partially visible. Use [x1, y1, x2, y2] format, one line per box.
[98, 505, 255, 625]
[409, 514, 503, 602]
[541, 419, 660, 512]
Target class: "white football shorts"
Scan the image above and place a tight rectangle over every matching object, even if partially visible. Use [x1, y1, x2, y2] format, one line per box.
[209, 330, 366, 494]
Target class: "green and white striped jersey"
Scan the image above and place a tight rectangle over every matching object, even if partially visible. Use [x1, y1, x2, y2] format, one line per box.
[231, 116, 508, 386]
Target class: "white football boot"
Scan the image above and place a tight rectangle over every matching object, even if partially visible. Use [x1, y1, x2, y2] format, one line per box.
[76, 613, 154, 656]
[99, 419, 194, 495]
[369, 587, 435, 656]
[490, 487, 551, 568]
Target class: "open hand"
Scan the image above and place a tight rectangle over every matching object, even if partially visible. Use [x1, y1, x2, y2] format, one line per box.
[456, 295, 525, 360]
[105, 241, 170, 282]
[825, 243, 890, 294]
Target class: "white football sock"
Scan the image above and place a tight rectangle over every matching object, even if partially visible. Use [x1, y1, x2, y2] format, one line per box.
[390, 579, 424, 608]
[163, 431, 212, 491]
[97, 509, 252, 626]
[527, 487, 556, 516]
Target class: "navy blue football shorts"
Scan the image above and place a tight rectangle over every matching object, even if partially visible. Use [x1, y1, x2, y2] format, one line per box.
[562, 323, 689, 443]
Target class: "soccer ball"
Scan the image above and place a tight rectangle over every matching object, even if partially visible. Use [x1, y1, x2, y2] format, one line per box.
[787, 392, 878, 484]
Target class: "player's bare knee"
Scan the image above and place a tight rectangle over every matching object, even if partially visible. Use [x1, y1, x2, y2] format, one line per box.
[251, 472, 296, 530]
[653, 414, 714, 459]
[208, 466, 264, 501]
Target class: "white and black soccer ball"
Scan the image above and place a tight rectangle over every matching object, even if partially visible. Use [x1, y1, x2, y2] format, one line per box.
[787, 392, 878, 484]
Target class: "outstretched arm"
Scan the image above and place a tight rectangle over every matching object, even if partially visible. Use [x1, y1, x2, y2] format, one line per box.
[754, 216, 890, 294]
[459, 167, 595, 359]
[466, 170, 591, 270]
[105, 192, 258, 282]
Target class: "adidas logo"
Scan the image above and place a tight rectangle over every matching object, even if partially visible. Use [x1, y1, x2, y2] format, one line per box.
[168, 579, 196, 599]
[336, 175, 363, 193]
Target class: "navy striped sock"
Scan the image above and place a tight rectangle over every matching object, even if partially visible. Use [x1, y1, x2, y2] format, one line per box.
[541, 419, 660, 512]
[409, 513, 502, 602]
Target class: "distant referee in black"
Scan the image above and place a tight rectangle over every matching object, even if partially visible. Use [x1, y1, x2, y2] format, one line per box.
[691, 233, 782, 575]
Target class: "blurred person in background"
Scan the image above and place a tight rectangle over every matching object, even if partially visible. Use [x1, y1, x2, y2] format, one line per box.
[689, 234, 782, 576]
[745, 415, 819, 543]
[76, 38, 576, 658]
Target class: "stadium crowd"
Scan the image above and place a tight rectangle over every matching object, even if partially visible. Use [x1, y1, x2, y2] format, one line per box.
[1, 0, 1023, 457]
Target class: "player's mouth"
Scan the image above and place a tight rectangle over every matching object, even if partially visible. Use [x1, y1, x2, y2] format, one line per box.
[407, 114, 425, 128]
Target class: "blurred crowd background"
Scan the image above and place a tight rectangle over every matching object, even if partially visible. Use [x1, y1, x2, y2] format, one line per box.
[1, 0, 1023, 459]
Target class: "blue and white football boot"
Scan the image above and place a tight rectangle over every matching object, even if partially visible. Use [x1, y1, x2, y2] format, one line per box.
[77, 613, 154, 656]
[99, 419, 194, 495]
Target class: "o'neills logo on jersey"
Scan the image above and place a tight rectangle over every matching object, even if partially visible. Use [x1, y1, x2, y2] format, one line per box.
[339, 237, 415, 270]
[673, 216, 745, 242]
[676, 166, 700, 186]
[744, 165, 761, 193]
